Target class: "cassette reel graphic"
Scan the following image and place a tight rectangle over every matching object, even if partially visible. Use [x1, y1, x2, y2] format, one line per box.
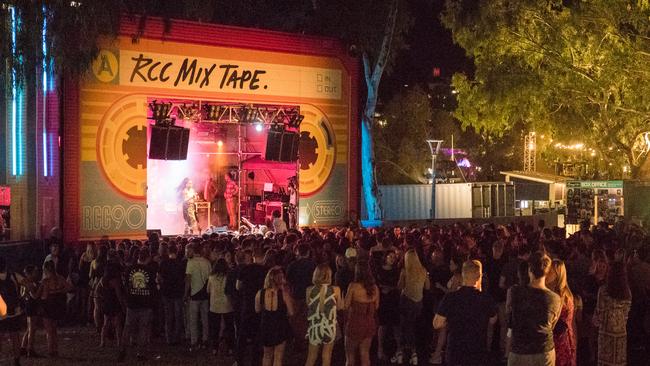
[96, 95, 148, 198]
[299, 105, 336, 195]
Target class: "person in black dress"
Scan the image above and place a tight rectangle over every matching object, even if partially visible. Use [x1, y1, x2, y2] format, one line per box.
[375, 250, 400, 361]
[20, 265, 42, 358]
[255, 266, 294, 366]
[40, 260, 73, 357]
[99, 262, 126, 348]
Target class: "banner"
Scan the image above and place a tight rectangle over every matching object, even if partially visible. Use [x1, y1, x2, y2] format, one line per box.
[76, 33, 354, 239]
[121, 50, 342, 100]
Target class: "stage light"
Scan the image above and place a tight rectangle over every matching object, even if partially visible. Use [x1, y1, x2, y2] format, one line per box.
[204, 104, 222, 121]
[217, 140, 223, 147]
[255, 123, 263, 132]
[241, 105, 258, 123]
[289, 114, 304, 129]
[178, 103, 200, 122]
[149, 100, 174, 126]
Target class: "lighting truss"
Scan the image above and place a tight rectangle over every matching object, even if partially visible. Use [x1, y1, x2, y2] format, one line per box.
[201, 103, 302, 127]
[150, 100, 303, 130]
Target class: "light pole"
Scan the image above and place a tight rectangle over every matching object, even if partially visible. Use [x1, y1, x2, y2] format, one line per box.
[426, 140, 443, 219]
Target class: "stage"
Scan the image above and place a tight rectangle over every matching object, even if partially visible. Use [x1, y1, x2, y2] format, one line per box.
[57, 16, 361, 242]
[146, 101, 300, 236]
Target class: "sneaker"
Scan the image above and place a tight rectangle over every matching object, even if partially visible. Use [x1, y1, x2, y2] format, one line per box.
[409, 352, 418, 365]
[391, 351, 403, 364]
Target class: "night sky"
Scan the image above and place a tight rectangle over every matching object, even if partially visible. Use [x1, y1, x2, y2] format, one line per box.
[381, 0, 472, 98]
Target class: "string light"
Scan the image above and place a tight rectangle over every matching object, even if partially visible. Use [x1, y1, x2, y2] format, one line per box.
[554, 142, 585, 150]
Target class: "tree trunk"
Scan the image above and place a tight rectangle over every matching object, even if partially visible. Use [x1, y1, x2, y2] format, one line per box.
[362, 102, 382, 222]
[360, 0, 398, 225]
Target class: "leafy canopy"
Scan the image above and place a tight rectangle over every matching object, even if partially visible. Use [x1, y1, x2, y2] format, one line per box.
[442, 0, 650, 177]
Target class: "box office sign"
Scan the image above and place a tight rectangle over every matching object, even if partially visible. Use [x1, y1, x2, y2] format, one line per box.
[93, 50, 343, 100]
[567, 181, 624, 189]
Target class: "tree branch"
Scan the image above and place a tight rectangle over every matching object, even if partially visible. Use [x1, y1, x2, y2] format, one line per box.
[371, 0, 399, 87]
[362, 52, 372, 88]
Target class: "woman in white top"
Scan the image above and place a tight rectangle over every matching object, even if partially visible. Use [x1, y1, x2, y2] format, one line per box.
[305, 264, 343, 366]
[207, 259, 235, 356]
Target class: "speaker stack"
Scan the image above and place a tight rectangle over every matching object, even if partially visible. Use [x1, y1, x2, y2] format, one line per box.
[149, 125, 190, 160]
[265, 131, 299, 162]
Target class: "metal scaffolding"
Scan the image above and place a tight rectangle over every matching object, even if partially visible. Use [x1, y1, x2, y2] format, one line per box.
[524, 132, 536, 172]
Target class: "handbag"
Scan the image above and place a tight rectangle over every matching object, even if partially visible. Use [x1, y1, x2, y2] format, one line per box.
[190, 278, 209, 301]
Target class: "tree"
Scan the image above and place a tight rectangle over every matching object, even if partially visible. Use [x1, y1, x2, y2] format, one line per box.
[375, 84, 524, 184]
[442, 0, 650, 178]
[375, 86, 434, 184]
[311, 0, 412, 223]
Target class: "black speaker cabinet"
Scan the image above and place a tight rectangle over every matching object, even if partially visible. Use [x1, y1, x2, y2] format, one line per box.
[265, 130, 283, 161]
[280, 132, 299, 162]
[149, 125, 190, 160]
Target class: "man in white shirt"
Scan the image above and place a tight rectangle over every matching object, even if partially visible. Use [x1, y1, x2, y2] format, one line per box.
[271, 210, 288, 234]
[184, 243, 212, 351]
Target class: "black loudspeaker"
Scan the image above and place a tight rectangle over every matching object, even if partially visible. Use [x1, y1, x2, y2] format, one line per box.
[265, 130, 283, 161]
[149, 125, 190, 160]
[280, 132, 299, 162]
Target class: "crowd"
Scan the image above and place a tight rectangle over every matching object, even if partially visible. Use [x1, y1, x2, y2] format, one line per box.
[0, 218, 648, 366]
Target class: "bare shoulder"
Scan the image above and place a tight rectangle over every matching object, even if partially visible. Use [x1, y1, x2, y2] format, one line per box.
[347, 282, 359, 293]
[332, 285, 342, 295]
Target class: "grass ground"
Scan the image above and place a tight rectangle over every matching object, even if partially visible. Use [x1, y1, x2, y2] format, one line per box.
[0, 325, 331, 366]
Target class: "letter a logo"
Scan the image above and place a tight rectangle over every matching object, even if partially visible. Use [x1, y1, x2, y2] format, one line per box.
[92, 50, 118, 83]
[99, 55, 114, 76]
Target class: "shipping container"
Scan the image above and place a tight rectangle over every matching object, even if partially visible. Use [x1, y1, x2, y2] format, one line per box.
[435, 183, 472, 219]
[379, 185, 432, 221]
[376, 182, 515, 220]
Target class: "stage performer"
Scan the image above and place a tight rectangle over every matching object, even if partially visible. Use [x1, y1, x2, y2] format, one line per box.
[179, 178, 199, 235]
[224, 173, 239, 230]
[287, 176, 298, 228]
[203, 175, 219, 226]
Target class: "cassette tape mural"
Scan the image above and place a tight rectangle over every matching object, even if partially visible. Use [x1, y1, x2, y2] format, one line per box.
[70, 19, 359, 240]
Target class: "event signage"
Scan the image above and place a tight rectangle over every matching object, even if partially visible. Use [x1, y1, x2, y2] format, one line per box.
[72, 22, 358, 241]
[567, 180, 624, 189]
[117, 50, 342, 100]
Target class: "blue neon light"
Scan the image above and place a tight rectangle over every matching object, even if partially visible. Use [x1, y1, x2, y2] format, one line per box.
[49, 133, 54, 175]
[10, 6, 18, 176]
[17, 88, 23, 176]
[42, 9, 48, 176]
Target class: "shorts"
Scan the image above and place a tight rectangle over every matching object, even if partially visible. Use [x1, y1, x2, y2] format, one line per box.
[508, 350, 555, 366]
[0, 315, 25, 333]
[124, 308, 152, 336]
